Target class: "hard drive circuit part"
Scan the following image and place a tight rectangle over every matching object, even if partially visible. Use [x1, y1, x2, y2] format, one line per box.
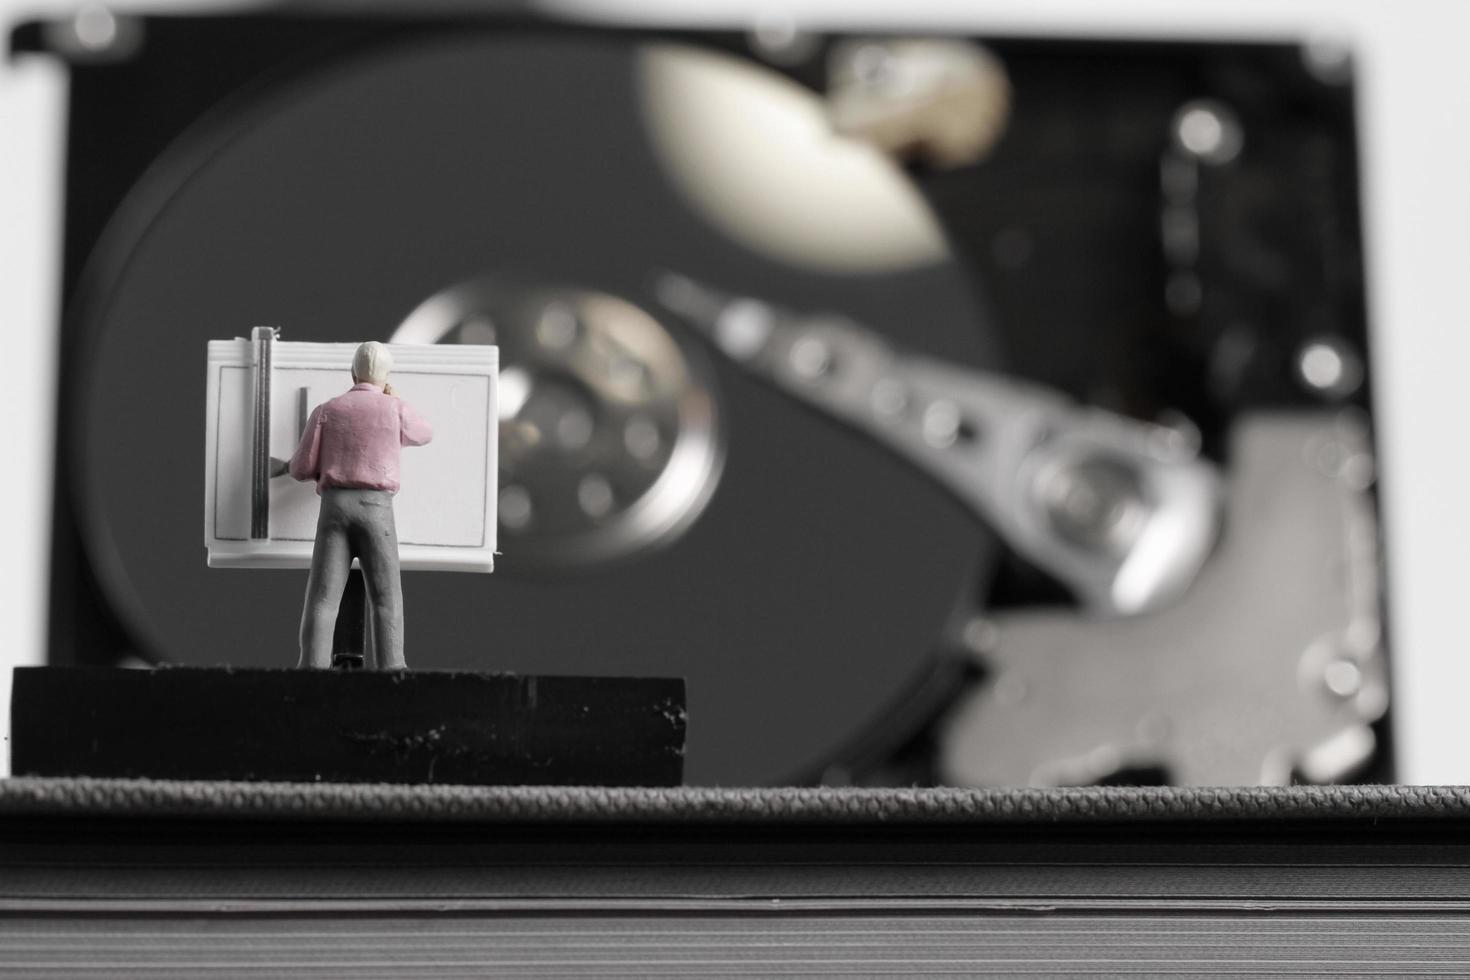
[938, 412, 1385, 786]
[656, 273, 1221, 617]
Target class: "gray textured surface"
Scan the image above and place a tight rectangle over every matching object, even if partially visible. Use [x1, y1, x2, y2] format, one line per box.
[2, 778, 1468, 823]
[7, 914, 1470, 978]
[7, 780, 1470, 977]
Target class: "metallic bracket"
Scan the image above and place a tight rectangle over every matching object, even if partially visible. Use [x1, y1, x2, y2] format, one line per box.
[937, 412, 1386, 786]
[249, 326, 279, 540]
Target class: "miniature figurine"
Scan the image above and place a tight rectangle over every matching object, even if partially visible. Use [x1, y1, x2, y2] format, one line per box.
[289, 342, 432, 669]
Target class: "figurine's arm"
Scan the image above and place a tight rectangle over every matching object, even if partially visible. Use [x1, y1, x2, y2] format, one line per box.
[288, 404, 326, 482]
[399, 401, 433, 447]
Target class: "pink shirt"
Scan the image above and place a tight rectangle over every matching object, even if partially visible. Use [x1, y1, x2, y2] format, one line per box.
[289, 383, 433, 494]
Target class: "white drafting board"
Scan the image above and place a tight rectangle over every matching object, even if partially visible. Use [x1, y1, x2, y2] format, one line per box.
[205, 340, 498, 571]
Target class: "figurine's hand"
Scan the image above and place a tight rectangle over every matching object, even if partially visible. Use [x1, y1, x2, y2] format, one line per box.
[382, 382, 395, 397]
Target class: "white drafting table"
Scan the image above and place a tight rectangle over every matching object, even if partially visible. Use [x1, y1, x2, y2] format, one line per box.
[204, 336, 498, 572]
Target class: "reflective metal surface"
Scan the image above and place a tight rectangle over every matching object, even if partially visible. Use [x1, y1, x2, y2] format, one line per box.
[826, 38, 1011, 168]
[395, 279, 725, 569]
[656, 272, 1221, 617]
[939, 412, 1387, 786]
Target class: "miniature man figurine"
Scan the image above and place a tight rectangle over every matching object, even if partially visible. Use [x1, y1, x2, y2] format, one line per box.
[289, 342, 432, 669]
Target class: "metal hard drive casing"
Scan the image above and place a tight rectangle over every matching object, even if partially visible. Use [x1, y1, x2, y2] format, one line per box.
[20, 8, 1382, 790]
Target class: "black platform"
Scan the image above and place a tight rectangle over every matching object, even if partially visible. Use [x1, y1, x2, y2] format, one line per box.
[10, 668, 685, 786]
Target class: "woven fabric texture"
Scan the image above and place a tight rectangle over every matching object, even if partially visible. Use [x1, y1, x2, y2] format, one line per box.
[2, 778, 1469, 824]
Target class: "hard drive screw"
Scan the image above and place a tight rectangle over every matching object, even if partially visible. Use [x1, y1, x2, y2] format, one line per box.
[713, 300, 775, 360]
[536, 303, 579, 350]
[72, 5, 119, 51]
[1323, 658, 1363, 698]
[1302, 33, 1353, 86]
[1171, 100, 1244, 166]
[961, 617, 999, 656]
[499, 485, 534, 531]
[1295, 336, 1364, 399]
[922, 400, 963, 448]
[624, 417, 662, 461]
[789, 337, 834, 379]
[749, 10, 819, 66]
[1039, 459, 1145, 553]
[555, 407, 594, 451]
[578, 474, 615, 519]
[43, 3, 142, 61]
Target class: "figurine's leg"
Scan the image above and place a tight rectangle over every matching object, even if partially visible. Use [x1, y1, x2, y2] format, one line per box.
[298, 494, 352, 669]
[353, 492, 405, 670]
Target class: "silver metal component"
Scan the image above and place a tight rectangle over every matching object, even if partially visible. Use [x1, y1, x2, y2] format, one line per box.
[1296, 336, 1365, 399]
[1302, 32, 1354, 86]
[960, 617, 998, 656]
[656, 272, 1221, 616]
[921, 400, 965, 449]
[1297, 725, 1376, 785]
[577, 473, 615, 519]
[73, 5, 117, 49]
[535, 303, 579, 351]
[748, 9, 819, 66]
[827, 38, 1011, 168]
[938, 413, 1388, 786]
[1324, 658, 1364, 698]
[248, 326, 278, 541]
[789, 336, 834, 379]
[624, 416, 662, 462]
[714, 300, 776, 361]
[395, 280, 724, 568]
[41, 5, 143, 61]
[1036, 457, 1147, 556]
[498, 485, 533, 532]
[1150, 411, 1202, 460]
[554, 405, 594, 452]
[1171, 100, 1244, 166]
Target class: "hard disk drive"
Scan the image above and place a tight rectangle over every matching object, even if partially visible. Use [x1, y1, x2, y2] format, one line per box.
[21, 8, 1385, 786]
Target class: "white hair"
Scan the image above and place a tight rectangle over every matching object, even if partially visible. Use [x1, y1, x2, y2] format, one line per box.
[352, 341, 393, 385]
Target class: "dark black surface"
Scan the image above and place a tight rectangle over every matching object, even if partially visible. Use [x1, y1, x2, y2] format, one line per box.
[10, 668, 686, 786]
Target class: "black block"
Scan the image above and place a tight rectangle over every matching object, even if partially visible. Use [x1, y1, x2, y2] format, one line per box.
[10, 668, 685, 786]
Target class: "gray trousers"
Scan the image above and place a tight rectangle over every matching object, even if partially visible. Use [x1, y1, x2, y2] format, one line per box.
[298, 488, 405, 670]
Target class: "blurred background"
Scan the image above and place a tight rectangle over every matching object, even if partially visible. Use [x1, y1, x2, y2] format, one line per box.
[2, 0, 1468, 786]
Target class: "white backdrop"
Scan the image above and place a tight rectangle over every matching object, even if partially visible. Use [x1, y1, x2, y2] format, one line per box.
[3, 0, 1468, 781]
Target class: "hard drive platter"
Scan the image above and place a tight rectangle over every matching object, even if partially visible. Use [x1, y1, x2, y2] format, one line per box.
[66, 30, 997, 786]
[41, 13, 1384, 787]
